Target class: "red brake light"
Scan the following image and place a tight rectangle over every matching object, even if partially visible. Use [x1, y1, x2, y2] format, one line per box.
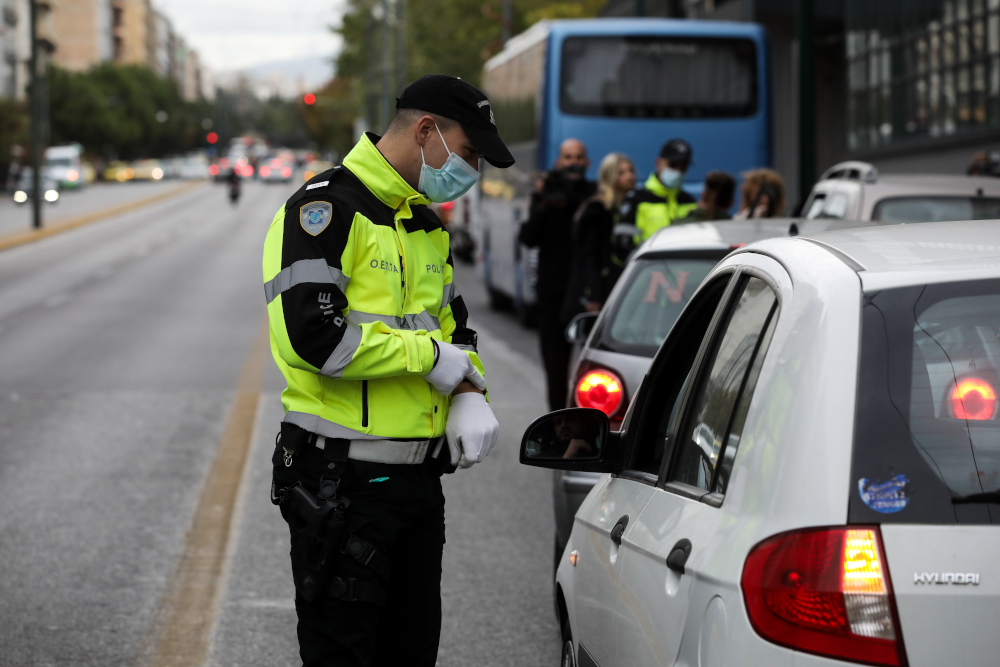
[260, 166, 271, 177]
[951, 377, 996, 420]
[281, 166, 292, 177]
[742, 527, 904, 666]
[575, 369, 623, 416]
[208, 164, 219, 176]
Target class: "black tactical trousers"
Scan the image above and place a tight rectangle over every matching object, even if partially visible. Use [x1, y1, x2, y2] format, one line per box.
[273, 443, 447, 667]
[537, 295, 571, 411]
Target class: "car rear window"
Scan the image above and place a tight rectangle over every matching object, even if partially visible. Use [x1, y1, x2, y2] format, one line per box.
[852, 280, 1000, 525]
[599, 254, 721, 357]
[872, 196, 1000, 222]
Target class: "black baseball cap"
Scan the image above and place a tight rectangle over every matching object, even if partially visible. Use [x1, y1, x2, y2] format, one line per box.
[396, 75, 515, 169]
[660, 139, 693, 164]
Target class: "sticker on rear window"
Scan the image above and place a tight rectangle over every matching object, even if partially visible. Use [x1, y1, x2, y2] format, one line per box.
[858, 474, 911, 514]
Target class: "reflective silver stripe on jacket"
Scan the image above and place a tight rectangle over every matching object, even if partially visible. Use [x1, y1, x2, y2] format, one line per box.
[454, 343, 477, 353]
[347, 310, 441, 332]
[264, 259, 350, 304]
[403, 311, 440, 331]
[441, 282, 460, 306]
[284, 411, 444, 442]
[612, 223, 641, 237]
[320, 322, 362, 377]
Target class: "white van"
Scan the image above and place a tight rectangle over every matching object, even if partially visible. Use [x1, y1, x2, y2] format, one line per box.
[45, 144, 90, 190]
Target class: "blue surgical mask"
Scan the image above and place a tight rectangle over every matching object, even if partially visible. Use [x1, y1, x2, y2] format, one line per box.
[658, 168, 683, 190]
[417, 125, 480, 203]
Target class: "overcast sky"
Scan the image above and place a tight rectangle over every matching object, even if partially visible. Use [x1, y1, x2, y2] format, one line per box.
[155, 0, 345, 72]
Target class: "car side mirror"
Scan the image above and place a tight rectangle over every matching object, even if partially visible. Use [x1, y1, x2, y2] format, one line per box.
[519, 408, 619, 472]
[565, 311, 599, 344]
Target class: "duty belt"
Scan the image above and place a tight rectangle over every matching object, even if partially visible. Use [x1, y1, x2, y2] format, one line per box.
[315, 435, 445, 465]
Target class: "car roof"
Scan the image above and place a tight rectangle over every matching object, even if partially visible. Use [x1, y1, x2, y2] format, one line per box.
[813, 174, 1000, 197]
[764, 219, 1000, 290]
[637, 218, 883, 255]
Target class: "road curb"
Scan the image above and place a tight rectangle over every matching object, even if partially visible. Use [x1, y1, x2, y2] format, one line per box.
[0, 180, 207, 253]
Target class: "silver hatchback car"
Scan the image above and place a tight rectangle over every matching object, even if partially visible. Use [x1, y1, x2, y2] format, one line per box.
[553, 218, 873, 567]
[524, 219, 1000, 667]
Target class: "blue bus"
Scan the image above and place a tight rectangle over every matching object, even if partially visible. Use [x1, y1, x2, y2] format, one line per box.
[474, 18, 771, 318]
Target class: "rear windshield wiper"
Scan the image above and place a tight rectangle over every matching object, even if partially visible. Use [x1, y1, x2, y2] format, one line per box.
[951, 490, 1000, 504]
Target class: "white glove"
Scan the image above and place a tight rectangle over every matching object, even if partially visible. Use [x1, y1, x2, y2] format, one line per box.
[446, 391, 499, 469]
[424, 340, 487, 396]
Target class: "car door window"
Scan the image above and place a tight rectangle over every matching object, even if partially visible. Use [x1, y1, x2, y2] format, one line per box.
[668, 275, 778, 493]
[625, 273, 735, 476]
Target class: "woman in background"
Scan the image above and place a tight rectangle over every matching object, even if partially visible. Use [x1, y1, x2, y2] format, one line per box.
[562, 153, 636, 322]
[734, 168, 786, 219]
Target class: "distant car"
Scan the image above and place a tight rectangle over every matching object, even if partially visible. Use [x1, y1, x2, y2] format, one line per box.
[13, 169, 60, 204]
[523, 219, 1000, 667]
[131, 159, 164, 182]
[45, 144, 89, 190]
[803, 160, 1000, 221]
[260, 157, 294, 183]
[302, 160, 335, 182]
[553, 218, 880, 569]
[176, 155, 210, 180]
[104, 161, 134, 183]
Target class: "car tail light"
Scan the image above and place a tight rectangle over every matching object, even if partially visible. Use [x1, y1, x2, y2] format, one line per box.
[260, 166, 271, 177]
[575, 369, 623, 416]
[742, 527, 905, 666]
[951, 377, 996, 420]
[281, 166, 292, 177]
[209, 164, 219, 176]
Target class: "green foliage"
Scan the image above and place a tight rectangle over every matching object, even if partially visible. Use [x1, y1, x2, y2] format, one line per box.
[301, 77, 360, 162]
[49, 64, 214, 159]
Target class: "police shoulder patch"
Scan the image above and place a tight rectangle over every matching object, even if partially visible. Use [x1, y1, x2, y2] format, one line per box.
[300, 201, 333, 236]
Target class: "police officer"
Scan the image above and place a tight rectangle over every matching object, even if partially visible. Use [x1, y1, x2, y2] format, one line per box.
[263, 74, 512, 667]
[613, 139, 697, 265]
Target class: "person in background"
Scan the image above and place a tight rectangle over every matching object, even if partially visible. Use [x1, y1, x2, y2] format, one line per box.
[519, 138, 596, 411]
[562, 153, 636, 322]
[612, 139, 697, 267]
[734, 168, 786, 219]
[680, 170, 736, 222]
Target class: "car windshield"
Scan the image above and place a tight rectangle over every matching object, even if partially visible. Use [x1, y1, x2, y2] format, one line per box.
[853, 280, 1000, 524]
[872, 196, 1000, 222]
[598, 255, 720, 357]
[560, 36, 758, 118]
[46, 158, 72, 167]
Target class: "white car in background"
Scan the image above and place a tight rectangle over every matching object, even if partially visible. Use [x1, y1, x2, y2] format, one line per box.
[521, 220, 1000, 667]
[804, 160, 1000, 221]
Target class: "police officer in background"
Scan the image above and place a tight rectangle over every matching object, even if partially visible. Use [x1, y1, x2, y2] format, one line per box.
[263, 75, 511, 667]
[518, 138, 596, 411]
[613, 139, 697, 266]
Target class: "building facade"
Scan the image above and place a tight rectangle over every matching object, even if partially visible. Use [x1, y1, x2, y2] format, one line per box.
[50, 0, 113, 72]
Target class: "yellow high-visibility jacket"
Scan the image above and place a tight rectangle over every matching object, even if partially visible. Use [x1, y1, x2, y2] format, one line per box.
[621, 173, 698, 243]
[262, 133, 485, 440]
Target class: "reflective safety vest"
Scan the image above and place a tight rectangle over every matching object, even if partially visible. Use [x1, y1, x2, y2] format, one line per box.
[619, 173, 698, 243]
[262, 133, 485, 441]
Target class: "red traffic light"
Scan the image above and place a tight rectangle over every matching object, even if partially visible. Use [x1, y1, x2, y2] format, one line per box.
[303, 93, 316, 105]
[206, 131, 219, 144]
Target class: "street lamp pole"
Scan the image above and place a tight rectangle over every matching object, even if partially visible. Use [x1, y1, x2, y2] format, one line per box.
[28, 0, 42, 230]
[796, 0, 816, 205]
[502, 0, 512, 43]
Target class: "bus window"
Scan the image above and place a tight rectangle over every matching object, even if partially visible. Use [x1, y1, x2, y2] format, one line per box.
[560, 36, 758, 118]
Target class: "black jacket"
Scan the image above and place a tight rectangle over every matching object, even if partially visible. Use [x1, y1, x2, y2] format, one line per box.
[518, 172, 596, 300]
[562, 198, 618, 322]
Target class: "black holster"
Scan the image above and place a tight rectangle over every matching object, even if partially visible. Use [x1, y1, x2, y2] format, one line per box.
[281, 484, 350, 603]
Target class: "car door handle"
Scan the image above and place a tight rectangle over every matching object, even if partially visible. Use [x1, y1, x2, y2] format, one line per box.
[610, 515, 629, 546]
[666, 539, 692, 574]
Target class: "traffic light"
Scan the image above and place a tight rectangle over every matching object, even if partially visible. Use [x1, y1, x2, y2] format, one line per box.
[303, 93, 316, 106]
[206, 131, 219, 144]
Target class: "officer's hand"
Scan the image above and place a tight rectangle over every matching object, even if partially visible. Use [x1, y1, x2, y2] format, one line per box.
[445, 392, 499, 468]
[424, 341, 487, 396]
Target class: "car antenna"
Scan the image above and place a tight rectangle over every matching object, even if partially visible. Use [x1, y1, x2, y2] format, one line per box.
[788, 222, 799, 236]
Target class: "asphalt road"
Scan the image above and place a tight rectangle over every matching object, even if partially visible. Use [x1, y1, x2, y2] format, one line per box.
[0, 180, 560, 666]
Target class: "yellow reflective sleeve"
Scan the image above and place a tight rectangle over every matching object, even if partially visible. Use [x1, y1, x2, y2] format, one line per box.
[337, 321, 436, 380]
